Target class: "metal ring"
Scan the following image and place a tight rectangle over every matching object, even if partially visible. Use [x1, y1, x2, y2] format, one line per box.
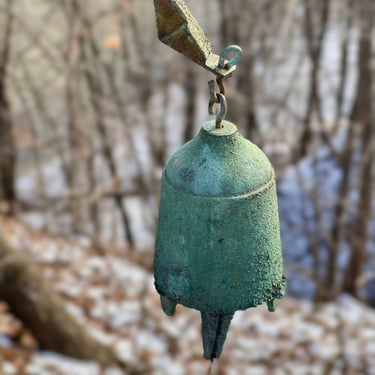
[208, 93, 227, 128]
[208, 93, 220, 116]
[208, 98, 216, 116]
[215, 93, 227, 122]
[219, 45, 242, 69]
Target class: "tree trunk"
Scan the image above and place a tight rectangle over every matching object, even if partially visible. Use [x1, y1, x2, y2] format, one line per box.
[298, 0, 330, 159]
[343, 6, 374, 296]
[0, 0, 16, 212]
[184, 66, 198, 143]
[218, 0, 258, 138]
[72, 0, 135, 248]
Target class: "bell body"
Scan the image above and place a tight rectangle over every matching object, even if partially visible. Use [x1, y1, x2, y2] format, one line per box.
[154, 120, 285, 315]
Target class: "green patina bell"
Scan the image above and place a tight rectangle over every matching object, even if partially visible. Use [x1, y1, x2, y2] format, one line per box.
[153, 0, 285, 361]
[154, 119, 286, 360]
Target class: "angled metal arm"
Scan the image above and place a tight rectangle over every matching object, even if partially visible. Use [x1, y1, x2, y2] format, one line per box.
[154, 0, 241, 77]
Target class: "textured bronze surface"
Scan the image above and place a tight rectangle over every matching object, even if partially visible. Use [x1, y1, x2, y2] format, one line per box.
[154, 120, 286, 359]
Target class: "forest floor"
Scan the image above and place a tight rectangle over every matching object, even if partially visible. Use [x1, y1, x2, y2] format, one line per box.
[0, 217, 375, 375]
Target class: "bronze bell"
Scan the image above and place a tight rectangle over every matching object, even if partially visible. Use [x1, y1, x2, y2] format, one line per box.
[154, 120, 286, 359]
[153, 0, 286, 360]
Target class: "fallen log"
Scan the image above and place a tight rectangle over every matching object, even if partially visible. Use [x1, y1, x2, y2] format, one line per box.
[0, 234, 118, 366]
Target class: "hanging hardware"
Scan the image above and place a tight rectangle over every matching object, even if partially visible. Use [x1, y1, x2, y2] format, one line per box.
[154, 0, 242, 127]
[207, 46, 241, 128]
[154, 0, 242, 77]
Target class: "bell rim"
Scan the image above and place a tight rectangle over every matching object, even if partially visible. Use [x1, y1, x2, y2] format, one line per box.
[154, 275, 287, 314]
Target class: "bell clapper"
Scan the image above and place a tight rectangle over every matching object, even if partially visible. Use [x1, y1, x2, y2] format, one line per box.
[201, 312, 234, 360]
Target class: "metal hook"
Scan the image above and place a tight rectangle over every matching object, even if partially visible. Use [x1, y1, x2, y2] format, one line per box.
[219, 45, 242, 69]
[208, 80, 227, 128]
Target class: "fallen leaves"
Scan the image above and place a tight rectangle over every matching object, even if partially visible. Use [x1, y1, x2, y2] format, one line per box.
[0, 216, 375, 374]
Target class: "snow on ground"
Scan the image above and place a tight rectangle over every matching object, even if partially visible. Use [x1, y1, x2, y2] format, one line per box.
[0, 217, 375, 375]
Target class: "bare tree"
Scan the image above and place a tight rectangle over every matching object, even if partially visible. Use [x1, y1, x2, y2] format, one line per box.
[0, 0, 16, 212]
[217, 0, 260, 138]
[299, 0, 330, 158]
[343, 0, 374, 296]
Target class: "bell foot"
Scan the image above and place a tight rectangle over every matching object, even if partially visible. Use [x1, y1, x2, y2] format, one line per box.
[160, 295, 177, 316]
[267, 299, 277, 312]
[201, 312, 234, 361]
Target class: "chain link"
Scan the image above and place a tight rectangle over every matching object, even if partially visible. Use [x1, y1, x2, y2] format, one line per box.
[208, 80, 227, 129]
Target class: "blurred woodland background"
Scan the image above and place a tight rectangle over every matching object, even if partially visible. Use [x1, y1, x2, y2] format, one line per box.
[0, 0, 375, 374]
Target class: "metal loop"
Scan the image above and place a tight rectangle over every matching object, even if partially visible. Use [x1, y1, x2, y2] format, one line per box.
[219, 45, 242, 69]
[215, 93, 227, 123]
[208, 93, 227, 128]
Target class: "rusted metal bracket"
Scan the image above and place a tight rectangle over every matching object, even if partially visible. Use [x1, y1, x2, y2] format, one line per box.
[154, 0, 241, 77]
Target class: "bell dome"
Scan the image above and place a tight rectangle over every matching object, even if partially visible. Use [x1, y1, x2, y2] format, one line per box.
[165, 120, 274, 197]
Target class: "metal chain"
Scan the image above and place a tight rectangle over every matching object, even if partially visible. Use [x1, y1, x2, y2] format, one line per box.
[207, 45, 242, 128]
[208, 80, 227, 129]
